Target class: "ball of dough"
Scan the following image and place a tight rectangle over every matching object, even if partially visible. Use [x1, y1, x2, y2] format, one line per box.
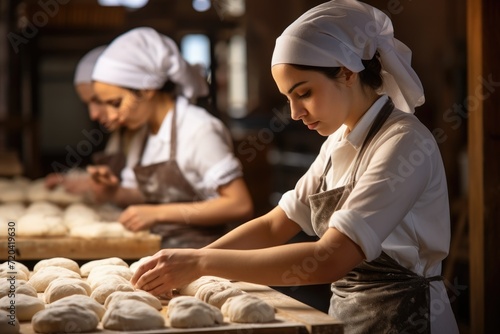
[0, 309, 20, 334]
[0, 261, 30, 278]
[0, 269, 28, 281]
[129, 256, 151, 274]
[49, 295, 106, 320]
[221, 294, 275, 323]
[87, 264, 132, 283]
[105, 290, 162, 310]
[102, 299, 165, 331]
[0, 293, 45, 321]
[195, 282, 244, 308]
[0, 279, 37, 298]
[178, 276, 230, 296]
[167, 296, 223, 328]
[32, 304, 99, 333]
[80, 257, 129, 277]
[44, 278, 91, 303]
[34, 257, 80, 275]
[29, 266, 81, 292]
[17, 213, 67, 237]
[90, 283, 135, 304]
[88, 274, 131, 291]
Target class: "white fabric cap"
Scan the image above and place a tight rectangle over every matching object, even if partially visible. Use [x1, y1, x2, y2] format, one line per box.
[271, 0, 424, 113]
[74, 45, 107, 84]
[92, 27, 208, 99]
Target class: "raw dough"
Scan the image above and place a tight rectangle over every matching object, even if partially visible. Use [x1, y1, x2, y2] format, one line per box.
[48, 294, 106, 320]
[25, 201, 62, 216]
[88, 274, 131, 291]
[221, 294, 275, 323]
[0, 309, 20, 334]
[0, 293, 45, 321]
[167, 296, 223, 328]
[63, 203, 99, 229]
[44, 278, 91, 303]
[16, 213, 67, 237]
[28, 266, 81, 292]
[104, 290, 162, 310]
[0, 261, 30, 278]
[33, 257, 81, 275]
[0, 203, 25, 221]
[70, 222, 144, 238]
[178, 276, 230, 296]
[90, 282, 135, 304]
[87, 264, 132, 283]
[32, 304, 99, 333]
[0, 268, 28, 281]
[80, 257, 128, 277]
[195, 281, 244, 308]
[0, 279, 37, 298]
[48, 295, 105, 320]
[129, 256, 151, 274]
[102, 299, 165, 331]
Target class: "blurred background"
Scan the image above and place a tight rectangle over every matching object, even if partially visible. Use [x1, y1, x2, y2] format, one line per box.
[0, 0, 485, 332]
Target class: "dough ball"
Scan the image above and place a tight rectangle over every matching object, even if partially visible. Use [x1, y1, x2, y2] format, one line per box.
[167, 296, 223, 328]
[0, 279, 37, 298]
[32, 304, 99, 333]
[47, 185, 83, 205]
[80, 257, 128, 277]
[90, 283, 135, 304]
[104, 290, 162, 310]
[44, 278, 91, 303]
[0, 261, 30, 278]
[34, 257, 80, 275]
[178, 275, 230, 296]
[195, 282, 244, 308]
[16, 213, 67, 237]
[49, 294, 106, 320]
[0, 203, 25, 221]
[0, 293, 45, 321]
[25, 201, 62, 216]
[88, 274, 131, 291]
[221, 294, 275, 323]
[69, 222, 126, 238]
[102, 299, 165, 331]
[28, 266, 81, 292]
[129, 256, 151, 274]
[63, 203, 99, 228]
[0, 269, 28, 281]
[0, 309, 20, 334]
[87, 264, 132, 283]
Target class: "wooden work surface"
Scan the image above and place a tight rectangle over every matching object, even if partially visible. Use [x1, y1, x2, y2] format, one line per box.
[0, 235, 162, 260]
[18, 281, 343, 334]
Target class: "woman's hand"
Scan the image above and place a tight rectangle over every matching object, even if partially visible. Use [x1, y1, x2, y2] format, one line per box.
[86, 165, 120, 203]
[119, 205, 159, 231]
[130, 248, 202, 296]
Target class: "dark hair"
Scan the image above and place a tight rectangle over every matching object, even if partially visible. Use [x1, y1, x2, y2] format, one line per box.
[126, 80, 177, 97]
[291, 52, 383, 90]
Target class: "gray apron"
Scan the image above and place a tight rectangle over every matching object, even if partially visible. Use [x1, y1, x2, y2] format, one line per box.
[308, 99, 442, 334]
[91, 130, 126, 179]
[133, 107, 226, 249]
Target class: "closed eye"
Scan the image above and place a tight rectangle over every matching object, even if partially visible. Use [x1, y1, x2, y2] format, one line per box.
[298, 90, 311, 99]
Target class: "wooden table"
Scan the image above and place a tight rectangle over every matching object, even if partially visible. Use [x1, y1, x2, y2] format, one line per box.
[18, 281, 343, 334]
[0, 235, 162, 261]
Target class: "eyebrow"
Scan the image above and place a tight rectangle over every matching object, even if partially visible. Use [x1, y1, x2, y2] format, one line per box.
[287, 81, 308, 94]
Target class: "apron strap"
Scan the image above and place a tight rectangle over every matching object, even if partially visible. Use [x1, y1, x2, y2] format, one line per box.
[169, 103, 177, 160]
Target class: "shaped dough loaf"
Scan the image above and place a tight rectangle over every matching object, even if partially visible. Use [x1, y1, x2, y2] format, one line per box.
[167, 296, 223, 328]
[102, 299, 165, 331]
[0, 279, 37, 298]
[104, 290, 162, 310]
[0, 309, 20, 334]
[178, 276, 230, 296]
[90, 283, 135, 304]
[0, 294, 45, 321]
[80, 257, 129, 277]
[195, 281, 244, 308]
[48, 295, 106, 320]
[221, 294, 275, 323]
[28, 266, 81, 292]
[44, 278, 91, 303]
[33, 257, 80, 275]
[0, 261, 30, 278]
[32, 304, 99, 333]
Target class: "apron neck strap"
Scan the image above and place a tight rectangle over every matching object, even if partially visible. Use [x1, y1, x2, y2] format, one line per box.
[169, 103, 177, 160]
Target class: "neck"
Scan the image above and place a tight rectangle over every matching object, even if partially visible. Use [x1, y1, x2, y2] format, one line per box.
[345, 88, 380, 131]
[149, 93, 175, 134]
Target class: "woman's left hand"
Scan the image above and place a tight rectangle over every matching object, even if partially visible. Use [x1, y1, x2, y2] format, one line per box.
[119, 205, 159, 231]
[130, 248, 202, 296]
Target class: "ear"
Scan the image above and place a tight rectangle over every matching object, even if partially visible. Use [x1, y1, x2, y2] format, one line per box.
[342, 67, 357, 87]
[139, 89, 156, 100]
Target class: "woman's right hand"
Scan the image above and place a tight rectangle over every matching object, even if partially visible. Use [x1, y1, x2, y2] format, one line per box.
[86, 165, 120, 203]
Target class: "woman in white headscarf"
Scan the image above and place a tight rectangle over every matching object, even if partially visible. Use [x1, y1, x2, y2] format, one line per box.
[45, 46, 146, 195]
[89, 27, 253, 248]
[130, 1, 458, 332]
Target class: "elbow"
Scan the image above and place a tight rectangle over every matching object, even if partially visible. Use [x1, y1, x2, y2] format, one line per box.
[236, 198, 254, 222]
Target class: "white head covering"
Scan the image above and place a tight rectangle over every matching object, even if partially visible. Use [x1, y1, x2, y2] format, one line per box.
[92, 27, 208, 99]
[271, 0, 424, 113]
[74, 45, 107, 85]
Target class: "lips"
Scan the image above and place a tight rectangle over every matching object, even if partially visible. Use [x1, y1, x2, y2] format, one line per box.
[305, 121, 319, 130]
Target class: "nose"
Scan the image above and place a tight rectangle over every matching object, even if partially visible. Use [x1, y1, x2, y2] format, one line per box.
[88, 104, 100, 121]
[289, 101, 306, 121]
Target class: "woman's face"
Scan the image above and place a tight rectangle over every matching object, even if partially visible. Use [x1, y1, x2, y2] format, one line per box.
[92, 82, 150, 130]
[75, 83, 119, 131]
[271, 64, 354, 136]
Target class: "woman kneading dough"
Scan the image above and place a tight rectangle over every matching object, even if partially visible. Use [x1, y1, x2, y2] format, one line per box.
[90, 27, 253, 248]
[130, 1, 459, 333]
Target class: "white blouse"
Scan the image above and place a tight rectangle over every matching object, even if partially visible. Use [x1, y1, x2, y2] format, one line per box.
[121, 96, 243, 199]
[279, 95, 458, 332]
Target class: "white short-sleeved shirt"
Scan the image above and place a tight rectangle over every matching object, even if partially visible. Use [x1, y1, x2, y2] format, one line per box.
[279, 95, 458, 332]
[121, 96, 243, 200]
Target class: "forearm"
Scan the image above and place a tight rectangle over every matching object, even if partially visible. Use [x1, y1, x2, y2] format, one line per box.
[112, 187, 146, 207]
